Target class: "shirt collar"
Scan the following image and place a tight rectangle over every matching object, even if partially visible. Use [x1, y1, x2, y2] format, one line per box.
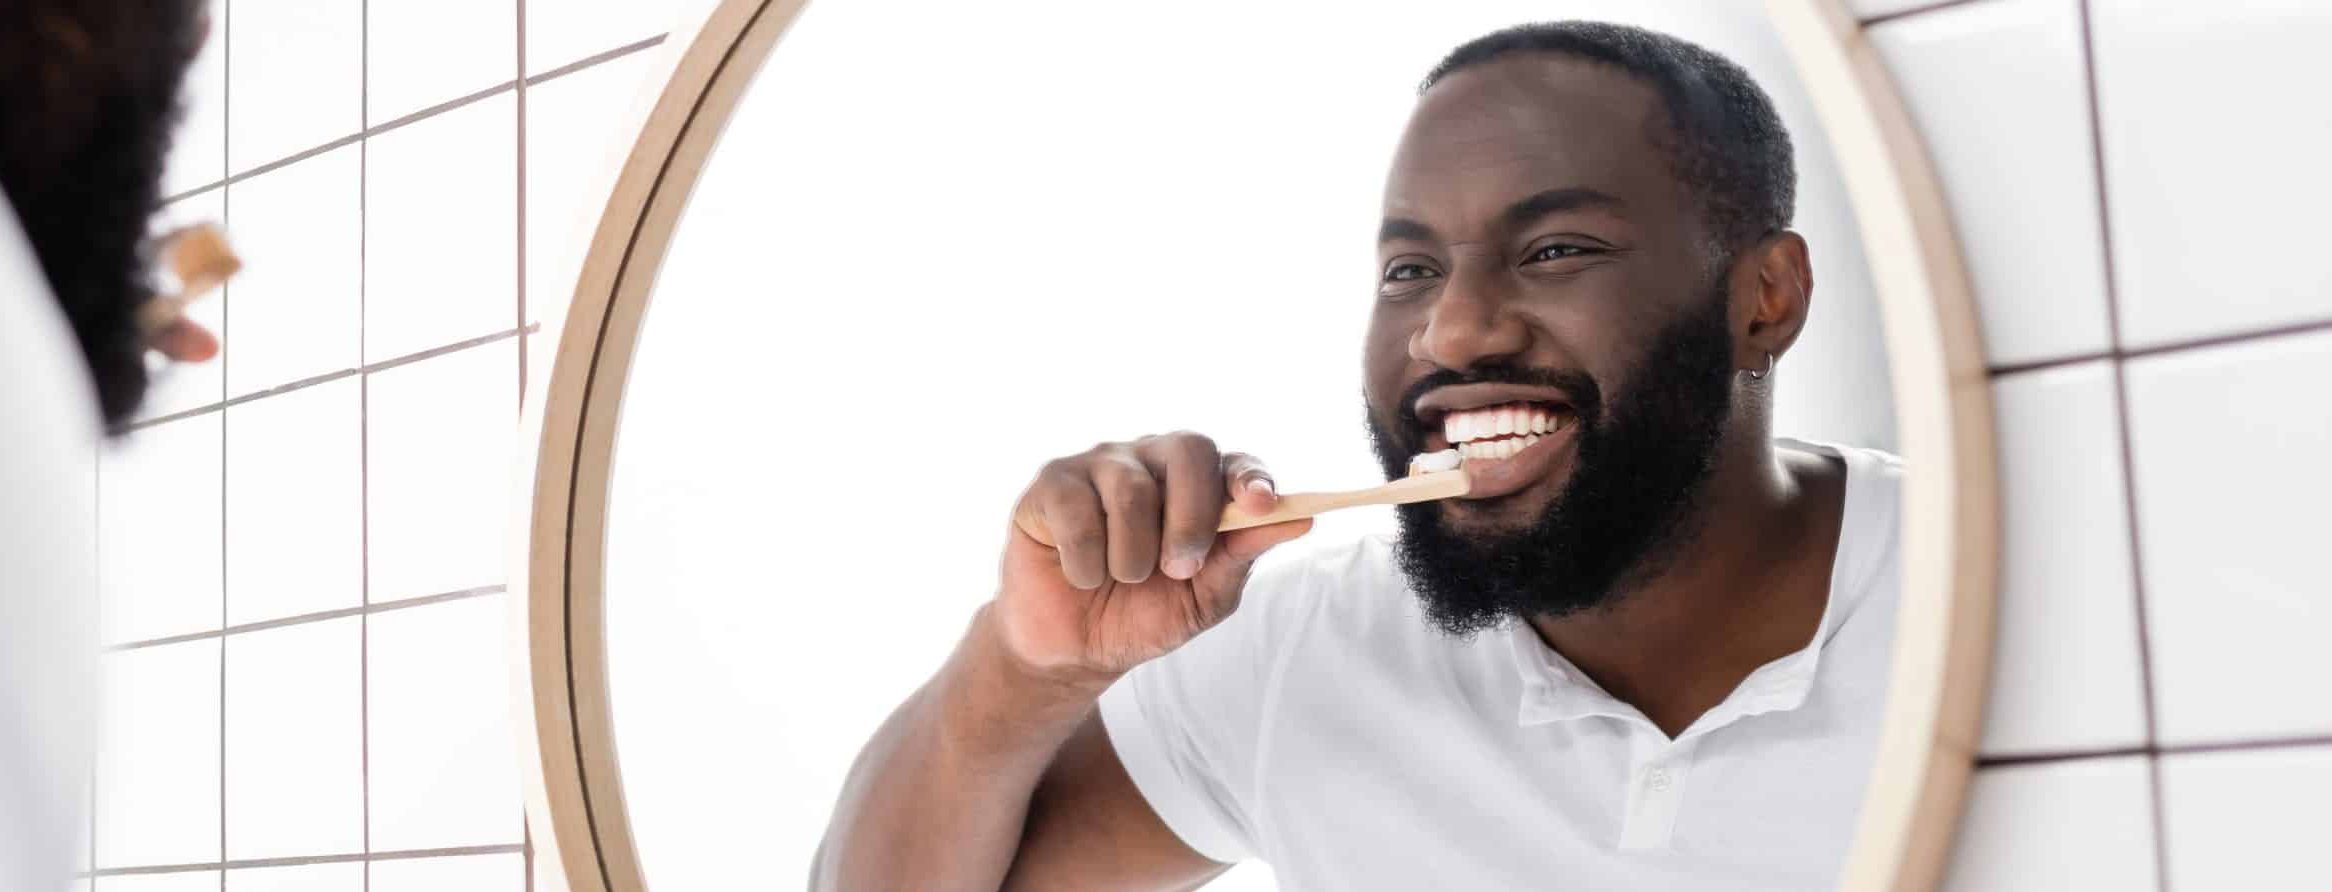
[1505, 441, 1878, 737]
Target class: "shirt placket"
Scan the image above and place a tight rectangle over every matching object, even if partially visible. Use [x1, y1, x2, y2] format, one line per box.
[1616, 734, 1701, 851]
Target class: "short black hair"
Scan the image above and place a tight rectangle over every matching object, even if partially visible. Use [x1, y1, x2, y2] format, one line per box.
[1421, 21, 1795, 253]
[0, 0, 205, 430]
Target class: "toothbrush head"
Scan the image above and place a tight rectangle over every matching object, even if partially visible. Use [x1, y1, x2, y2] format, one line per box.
[1407, 448, 1463, 477]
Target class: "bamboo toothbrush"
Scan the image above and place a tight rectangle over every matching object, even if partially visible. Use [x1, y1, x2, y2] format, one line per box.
[1214, 448, 1469, 532]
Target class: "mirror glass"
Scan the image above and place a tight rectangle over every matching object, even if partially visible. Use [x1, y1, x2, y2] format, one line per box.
[598, 1, 1900, 888]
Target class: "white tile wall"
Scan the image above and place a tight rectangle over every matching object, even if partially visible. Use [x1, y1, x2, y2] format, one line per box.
[221, 145, 363, 397]
[164, 0, 229, 197]
[226, 0, 363, 173]
[2158, 746, 2332, 890]
[367, 595, 525, 851]
[96, 640, 221, 869]
[368, 0, 518, 124]
[224, 618, 363, 860]
[370, 853, 527, 891]
[2090, 1, 2332, 347]
[1866, 1, 2332, 888]
[227, 863, 364, 891]
[99, 412, 221, 644]
[2125, 331, 2332, 745]
[224, 377, 363, 625]
[138, 194, 230, 423]
[92, 2, 674, 886]
[526, 0, 695, 75]
[524, 49, 657, 341]
[96, 874, 221, 892]
[366, 341, 519, 601]
[1942, 757, 2159, 891]
[364, 94, 519, 362]
[1869, 0, 2115, 368]
[1981, 362, 2148, 755]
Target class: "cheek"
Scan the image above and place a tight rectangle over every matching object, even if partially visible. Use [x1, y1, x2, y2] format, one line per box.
[1361, 315, 1414, 401]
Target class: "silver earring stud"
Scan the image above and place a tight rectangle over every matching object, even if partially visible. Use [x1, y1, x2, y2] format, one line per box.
[1747, 351, 1774, 380]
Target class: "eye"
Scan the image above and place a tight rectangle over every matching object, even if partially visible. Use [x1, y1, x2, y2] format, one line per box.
[1526, 243, 1599, 263]
[1384, 262, 1441, 282]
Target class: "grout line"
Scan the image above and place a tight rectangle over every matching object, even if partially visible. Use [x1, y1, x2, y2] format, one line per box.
[121, 324, 539, 433]
[1986, 315, 2332, 379]
[159, 35, 667, 208]
[1860, 0, 1991, 27]
[524, 35, 668, 87]
[516, 0, 531, 407]
[2071, 1, 2171, 888]
[1986, 351, 2112, 379]
[2116, 316, 2332, 362]
[359, 3, 373, 887]
[104, 586, 507, 652]
[83, 843, 527, 878]
[1977, 734, 2332, 769]
[1976, 745, 2152, 768]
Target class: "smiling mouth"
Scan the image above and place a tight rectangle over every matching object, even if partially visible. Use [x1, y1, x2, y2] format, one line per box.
[1439, 401, 1577, 462]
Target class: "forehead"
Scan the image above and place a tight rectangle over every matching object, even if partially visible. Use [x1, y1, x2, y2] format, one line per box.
[1384, 54, 1682, 231]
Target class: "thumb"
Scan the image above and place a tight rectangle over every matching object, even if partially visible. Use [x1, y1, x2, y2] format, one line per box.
[1189, 518, 1312, 609]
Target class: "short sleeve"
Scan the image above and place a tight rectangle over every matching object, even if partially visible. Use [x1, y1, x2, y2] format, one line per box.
[1097, 556, 1317, 864]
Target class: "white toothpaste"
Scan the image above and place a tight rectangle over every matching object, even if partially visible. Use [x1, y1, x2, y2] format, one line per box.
[1408, 448, 1463, 475]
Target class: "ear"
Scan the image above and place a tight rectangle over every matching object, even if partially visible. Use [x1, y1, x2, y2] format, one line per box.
[1730, 231, 1813, 375]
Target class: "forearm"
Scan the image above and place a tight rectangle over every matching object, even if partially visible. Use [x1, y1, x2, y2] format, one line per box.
[814, 604, 1112, 892]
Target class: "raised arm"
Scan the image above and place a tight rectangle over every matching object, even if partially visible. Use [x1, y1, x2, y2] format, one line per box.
[810, 433, 1309, 891]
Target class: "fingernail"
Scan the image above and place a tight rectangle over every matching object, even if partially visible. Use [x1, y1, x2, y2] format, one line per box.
[1248, 477, 1275, 498]
[1163, 555, 1201, 580]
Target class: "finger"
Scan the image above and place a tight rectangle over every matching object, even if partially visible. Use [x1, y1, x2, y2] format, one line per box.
[1220, 451, 1277, 516]
[1024, 466, 1109, 590]
[1141, 433, 1222, 581]
[1091, 454, 1162, 585]
[150, 318, 220, 362]
[1189, 518, 1313, 616]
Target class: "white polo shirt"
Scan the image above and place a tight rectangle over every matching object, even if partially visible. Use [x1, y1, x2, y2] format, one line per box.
[1100, 441, 1901, 891]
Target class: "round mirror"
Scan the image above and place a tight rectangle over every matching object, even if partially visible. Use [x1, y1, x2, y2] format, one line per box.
[516, 1, 1995, 889]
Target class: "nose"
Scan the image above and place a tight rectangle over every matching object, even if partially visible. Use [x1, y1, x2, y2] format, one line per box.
[1409, 265, 1530, 371]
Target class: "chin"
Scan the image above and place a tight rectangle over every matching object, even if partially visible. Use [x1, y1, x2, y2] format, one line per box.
[1438, 485, 1562, 538]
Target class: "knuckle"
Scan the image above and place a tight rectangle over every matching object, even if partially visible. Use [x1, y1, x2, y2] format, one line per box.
[1101, 479, 1157, 515]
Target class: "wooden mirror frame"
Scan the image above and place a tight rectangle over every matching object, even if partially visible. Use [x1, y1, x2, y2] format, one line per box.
[510, 1, 1999, 888]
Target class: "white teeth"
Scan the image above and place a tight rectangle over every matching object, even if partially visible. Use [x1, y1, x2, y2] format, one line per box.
[1496, 410, 1516, 436]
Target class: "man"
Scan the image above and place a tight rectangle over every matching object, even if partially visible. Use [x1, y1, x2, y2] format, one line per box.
[2, 2, 218, 888]
[815, 20, 1898, 891]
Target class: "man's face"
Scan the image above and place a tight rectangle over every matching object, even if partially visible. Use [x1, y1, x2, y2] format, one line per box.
[1362, 55, 1740, 634]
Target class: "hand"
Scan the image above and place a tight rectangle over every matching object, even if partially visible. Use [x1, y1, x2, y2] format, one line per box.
[995, 432, 1312, 684]
[147, 315, 218, 362]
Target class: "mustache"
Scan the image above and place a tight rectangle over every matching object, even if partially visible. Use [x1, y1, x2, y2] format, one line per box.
[1392, 362, 1604, 441]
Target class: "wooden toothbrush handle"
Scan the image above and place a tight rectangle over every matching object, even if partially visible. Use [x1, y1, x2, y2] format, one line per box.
[1215, 471, 1471, 532]
[1020, 471, 1469, 547]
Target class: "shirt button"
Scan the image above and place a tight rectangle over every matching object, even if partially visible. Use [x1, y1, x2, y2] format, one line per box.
[1645, 768, 1672, 792]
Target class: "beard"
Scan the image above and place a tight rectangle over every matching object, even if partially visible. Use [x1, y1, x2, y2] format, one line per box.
[1365, 290, 1737, 637]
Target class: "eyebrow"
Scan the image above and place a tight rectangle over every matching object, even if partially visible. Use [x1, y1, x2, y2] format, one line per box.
[1379, 187, 1626, 245]
[1500, 187, 1626, 230]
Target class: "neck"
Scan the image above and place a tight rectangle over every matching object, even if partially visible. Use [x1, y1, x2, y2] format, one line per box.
[1526, 431, 1843, 737]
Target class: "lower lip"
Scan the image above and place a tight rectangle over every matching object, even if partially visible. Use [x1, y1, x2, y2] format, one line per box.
[1453, 426, 1579, 500]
